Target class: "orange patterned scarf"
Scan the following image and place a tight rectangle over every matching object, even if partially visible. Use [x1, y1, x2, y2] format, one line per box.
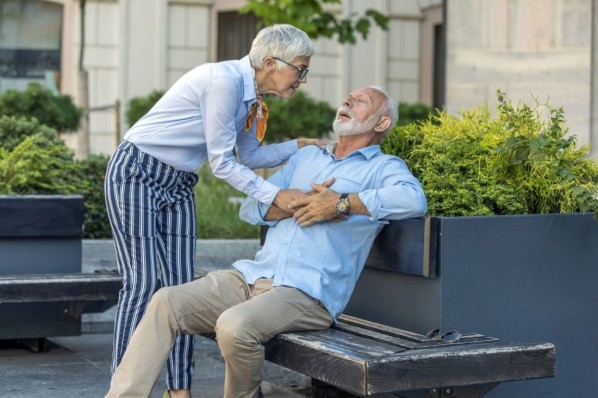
[244, 97, 268, 142]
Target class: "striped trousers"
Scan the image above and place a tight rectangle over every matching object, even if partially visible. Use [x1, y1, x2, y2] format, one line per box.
[105, 141, 198, 390]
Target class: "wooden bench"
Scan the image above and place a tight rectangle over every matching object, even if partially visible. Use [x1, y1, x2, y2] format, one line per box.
[0, 272, 122, 304]
[0, 219, 556, 397]
[0, 195, 117, 347]
[0, 271, 122, 351]
[263, 315, 554, 397]
[0, 272, 555, 397]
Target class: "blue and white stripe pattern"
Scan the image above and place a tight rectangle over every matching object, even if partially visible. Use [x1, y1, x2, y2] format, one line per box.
[105, 141, 198, 390]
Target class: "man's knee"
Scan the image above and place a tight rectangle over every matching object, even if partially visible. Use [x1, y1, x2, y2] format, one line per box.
[214, 309, 257, 357]
[147, 286, 177, 314]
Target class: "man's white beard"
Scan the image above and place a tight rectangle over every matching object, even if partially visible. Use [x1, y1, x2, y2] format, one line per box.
[333, 107, 379, 136]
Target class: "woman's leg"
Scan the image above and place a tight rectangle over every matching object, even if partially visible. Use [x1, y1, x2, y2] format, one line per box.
[106, 269, 251, 398]
[155, 172, 198, 392]
[105, 142, 161, 374]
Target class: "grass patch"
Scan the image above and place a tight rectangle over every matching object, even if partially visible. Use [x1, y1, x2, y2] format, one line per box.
[194, 165, 260, 239]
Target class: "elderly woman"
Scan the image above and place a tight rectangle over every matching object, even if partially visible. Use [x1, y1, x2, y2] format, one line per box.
[104, 24, 323, 398]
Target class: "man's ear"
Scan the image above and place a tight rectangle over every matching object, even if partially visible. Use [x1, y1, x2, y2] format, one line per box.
[374, 116, 391, 133]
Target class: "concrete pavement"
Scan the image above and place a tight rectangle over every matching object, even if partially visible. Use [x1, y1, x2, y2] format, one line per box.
[0, 331, 313, 397]
[0, 239, 315, 398]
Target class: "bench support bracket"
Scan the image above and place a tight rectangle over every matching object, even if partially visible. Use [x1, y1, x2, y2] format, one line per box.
[396, 383, 499, 398]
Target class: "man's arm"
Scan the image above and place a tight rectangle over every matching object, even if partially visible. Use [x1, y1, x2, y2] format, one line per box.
[238, 148, 333, 225]
[264, 178, 336, 221]
[289, 184, 364, 227]
[289, 158, 427, 227]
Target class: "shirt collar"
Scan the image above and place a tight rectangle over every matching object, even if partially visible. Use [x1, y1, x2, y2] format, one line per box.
[323, 143, 381, 160]
[240, 56, 257, 102]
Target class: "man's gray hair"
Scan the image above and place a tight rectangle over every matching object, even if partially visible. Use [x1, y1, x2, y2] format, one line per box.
[370, 85, 399, 136]
[249, 24, 314, 69]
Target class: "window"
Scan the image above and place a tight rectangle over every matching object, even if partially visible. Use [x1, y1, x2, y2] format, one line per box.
[0, 0, 62, 90]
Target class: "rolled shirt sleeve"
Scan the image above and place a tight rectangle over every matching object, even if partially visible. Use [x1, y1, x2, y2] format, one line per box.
[358, 157, 427, 221]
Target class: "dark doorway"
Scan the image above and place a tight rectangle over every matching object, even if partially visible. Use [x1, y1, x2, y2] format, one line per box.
[217, 11, 259, 61]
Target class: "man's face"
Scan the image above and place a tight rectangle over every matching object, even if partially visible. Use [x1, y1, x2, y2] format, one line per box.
[333, 88, 384, 136]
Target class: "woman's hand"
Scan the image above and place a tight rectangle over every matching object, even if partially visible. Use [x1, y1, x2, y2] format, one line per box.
[297, 138, 329, 149]
[272, 189, 308, 213]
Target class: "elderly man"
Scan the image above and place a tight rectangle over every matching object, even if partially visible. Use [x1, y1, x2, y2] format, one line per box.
[105, 86, 427, 398]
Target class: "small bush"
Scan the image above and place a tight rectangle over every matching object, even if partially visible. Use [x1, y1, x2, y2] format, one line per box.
[195, 165, 259, 239]
[0, 115, 57, 151]
[0, 132, 80, 194]
[397, 102, 437, 126]
[382, 91, 598, 216]
[0, 83, 82, 132]
[126, 90, 165, 127]
[0, 116, 112, 238]
[264, 90, 336, 142]
[76, 154, 111, 239]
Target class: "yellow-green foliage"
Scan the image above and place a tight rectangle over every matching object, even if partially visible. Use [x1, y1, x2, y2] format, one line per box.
[0, 133, 80, 194]
[382, 91, 598, 216]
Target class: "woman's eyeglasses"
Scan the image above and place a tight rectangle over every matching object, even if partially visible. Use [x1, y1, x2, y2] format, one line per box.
[273, 57, 309, 80]
[425, 328, 462, 343]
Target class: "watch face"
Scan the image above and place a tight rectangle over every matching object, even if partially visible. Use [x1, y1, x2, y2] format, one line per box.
[337, 201, 349, 212]
[336, 197, 350, 214]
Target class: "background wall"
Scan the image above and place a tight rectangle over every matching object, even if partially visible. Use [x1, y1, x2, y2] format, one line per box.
[445, 0, 592, 149]
[2, 0, 596, 161]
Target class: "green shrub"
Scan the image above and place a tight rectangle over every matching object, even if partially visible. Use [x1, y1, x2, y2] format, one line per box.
[0, 132, 80, 194]
[195, 165, 259, 239]
[382, 91, 598, 216]
[397, 102, 437, 126]
[0, 116, 112, 238]
[75, 154, 112, 239]
[0, 83, 82, 132]
[126, 90, 165, 127]
[0, 115, 57, 151]
[264, 90, 336, 142]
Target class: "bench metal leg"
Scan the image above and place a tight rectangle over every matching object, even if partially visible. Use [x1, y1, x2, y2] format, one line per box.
[395, 383, 499, 398]
[310, 380, 498, 398]
[310, 379, 361, 397]
[21, 338, 49, 353]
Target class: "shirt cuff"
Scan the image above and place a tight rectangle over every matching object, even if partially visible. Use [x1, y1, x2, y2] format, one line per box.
[358, 190, 380, 221]
[256, 179, 281, 205]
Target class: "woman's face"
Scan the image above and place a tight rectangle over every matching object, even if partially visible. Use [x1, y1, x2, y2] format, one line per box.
[263, 56, 311, 99]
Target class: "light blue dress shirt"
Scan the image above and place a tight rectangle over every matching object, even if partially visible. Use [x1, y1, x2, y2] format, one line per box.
[123, 56, 297, 204]
[233, 144, 428, 320]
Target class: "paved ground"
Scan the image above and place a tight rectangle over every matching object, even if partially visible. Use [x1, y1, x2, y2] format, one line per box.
[0, 332, 314, 398]
[0, 239, 315, 398]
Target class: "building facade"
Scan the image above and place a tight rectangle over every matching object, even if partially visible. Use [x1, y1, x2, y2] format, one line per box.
[1, 0, 596, 160]
[0, 0, 443, 156]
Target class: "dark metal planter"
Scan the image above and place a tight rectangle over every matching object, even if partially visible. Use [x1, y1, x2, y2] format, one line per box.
[0, 195, 84, 341]
[346, 213, 598, 398]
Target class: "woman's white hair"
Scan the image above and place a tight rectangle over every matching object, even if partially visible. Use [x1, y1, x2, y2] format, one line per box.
[249, 24, 314, 69]
[369, 85, 399, 136]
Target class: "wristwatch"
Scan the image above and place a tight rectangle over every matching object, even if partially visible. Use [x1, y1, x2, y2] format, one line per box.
[335, 193, 350, 216]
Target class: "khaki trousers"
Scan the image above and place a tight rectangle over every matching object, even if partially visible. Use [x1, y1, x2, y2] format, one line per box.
[105, 269, 333, 398]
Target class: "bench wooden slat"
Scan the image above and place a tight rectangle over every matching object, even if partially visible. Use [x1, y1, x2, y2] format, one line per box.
[271, 328, 400, 360]
[339, 314, 428, 342]
[366, 341, 555, 395]
[0, 273, 122, 303]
